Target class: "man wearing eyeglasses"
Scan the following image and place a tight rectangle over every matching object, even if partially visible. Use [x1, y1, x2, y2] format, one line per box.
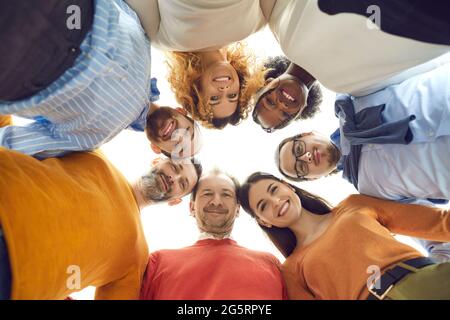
[252, 56, 323, 133]
[275, 62, 450, 263]
[276, 61, 450, 202]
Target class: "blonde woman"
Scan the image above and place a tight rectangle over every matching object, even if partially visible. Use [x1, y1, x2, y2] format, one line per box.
[126, 0, 275, 129]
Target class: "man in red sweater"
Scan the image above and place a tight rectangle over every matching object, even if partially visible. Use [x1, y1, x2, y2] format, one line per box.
[140, 169, 287, 300]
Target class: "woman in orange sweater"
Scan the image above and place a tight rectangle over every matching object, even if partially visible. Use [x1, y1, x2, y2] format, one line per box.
[238, 172, 450, 300]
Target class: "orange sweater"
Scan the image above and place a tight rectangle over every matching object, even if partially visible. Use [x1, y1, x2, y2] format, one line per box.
[0, 115, 11, 127]
[282, 195, 450, 300]
[140, 239, 287, 300]
[0, 147, 149, 299]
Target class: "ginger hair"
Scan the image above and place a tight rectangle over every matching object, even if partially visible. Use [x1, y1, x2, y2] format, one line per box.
[166, 42, 265, 129]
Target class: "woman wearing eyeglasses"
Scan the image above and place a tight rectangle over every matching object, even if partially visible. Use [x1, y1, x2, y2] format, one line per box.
[252, 56, 323, 133]
[239, 172, 450, 300]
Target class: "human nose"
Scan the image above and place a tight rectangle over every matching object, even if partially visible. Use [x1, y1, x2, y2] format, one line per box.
[164, 175, 172, 188]
[210, 193, 223, 206]
[300, 151, 312, 163]
[272, 197, 283, 215]
[218, 85, 230, 91]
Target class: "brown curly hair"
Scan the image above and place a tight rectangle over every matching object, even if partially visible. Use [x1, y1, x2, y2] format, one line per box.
[166, 42, 265, 129]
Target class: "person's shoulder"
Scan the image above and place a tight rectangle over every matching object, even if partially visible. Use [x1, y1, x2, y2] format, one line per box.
[337, 194, 368, 207]
[149, 245, 196, 260]
[237, 246, 282, 264]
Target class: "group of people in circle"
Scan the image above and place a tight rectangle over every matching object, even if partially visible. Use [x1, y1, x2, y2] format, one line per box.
[1, 0, 449, 300]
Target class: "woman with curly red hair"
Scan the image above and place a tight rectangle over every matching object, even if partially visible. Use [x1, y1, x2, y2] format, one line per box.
[126, 0, 274, 129]
[166, 44, 265, 129]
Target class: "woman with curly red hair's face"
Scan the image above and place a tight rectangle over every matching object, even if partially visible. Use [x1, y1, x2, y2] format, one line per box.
[124, 0, 271, 129]
[166, 43, 266, 130]
[198, 51, 241, 121]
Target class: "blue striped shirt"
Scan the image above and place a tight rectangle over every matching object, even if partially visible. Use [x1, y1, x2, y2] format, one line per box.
[0, 0, 158, 158]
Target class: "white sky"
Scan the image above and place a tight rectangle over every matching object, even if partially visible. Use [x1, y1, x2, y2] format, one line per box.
[36, 27, 440, 300]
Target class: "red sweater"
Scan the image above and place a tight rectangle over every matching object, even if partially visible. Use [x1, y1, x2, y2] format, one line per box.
[140, 239, 287, 300]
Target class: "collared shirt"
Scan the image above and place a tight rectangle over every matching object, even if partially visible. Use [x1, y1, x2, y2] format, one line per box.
[358, 136, 450, 203]
[335, 63, 450, 202]
[198, 231, 233, 241]
[0, 0, 157, 158]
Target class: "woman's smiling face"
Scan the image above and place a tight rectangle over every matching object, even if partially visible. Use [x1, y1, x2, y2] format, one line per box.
[254, 74, 309, 130]
[248, 178, 302, 228]
[199, 62, 240, 119]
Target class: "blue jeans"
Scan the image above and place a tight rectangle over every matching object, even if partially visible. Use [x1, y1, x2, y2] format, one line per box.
[0, 228, 12, 300]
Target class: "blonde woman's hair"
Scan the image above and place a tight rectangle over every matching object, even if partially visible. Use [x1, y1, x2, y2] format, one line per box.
[166, 42, 265, 129]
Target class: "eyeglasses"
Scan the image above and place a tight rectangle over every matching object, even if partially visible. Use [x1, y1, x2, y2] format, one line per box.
[292, 139, 310, 178]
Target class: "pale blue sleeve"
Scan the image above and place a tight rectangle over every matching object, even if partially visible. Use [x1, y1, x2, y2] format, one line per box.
[0, 124, 82, 159]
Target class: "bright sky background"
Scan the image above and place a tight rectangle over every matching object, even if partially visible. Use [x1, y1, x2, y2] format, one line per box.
[48, 26, 442, 300]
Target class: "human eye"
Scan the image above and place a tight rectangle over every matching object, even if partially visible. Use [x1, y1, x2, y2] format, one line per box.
[210, 96, 219, 101]
[296, 161, 309, 176]
[179, 178, 188, 191]
[228, 93, 238, 99]
[261, 202, 267, 212]
[266, 96, 276, 108]
[271, 185, 278, 195]
[171, 163, 179, 173]
[294, 140, 304, 156]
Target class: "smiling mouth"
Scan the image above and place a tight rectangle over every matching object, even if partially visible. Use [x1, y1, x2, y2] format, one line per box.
[313, 148, 321, 166]
[158, 173, 170, 193]
[281, 89, 296, 103]
[204, 207, 228, 214]
[277, 200, 290, 218]
[160, 119, 176, 141]
[213, 76, 231, 82]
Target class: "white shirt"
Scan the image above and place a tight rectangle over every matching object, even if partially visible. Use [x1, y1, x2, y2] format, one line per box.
[354, 63, 450, 203]
[268, 0, 450, 96]
[147, 0, 271, 51]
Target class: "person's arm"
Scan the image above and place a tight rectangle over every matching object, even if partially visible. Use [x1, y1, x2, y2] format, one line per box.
[347, 194, 450, 242]
[0, 123, 88, 159]
[0, 115, 12, 127]
[260, 0, 277, 21]
[95, 268, 143, 300]
[124, 0, 160, 40]
[139, 253, 159, 300]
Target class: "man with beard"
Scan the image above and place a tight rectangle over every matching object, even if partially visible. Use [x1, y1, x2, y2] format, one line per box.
[275, 63, 450, 262]
[145, 103, 202, 159]
[0, 0, 201, 160]
[276, 62, 450, 203]
[0, 100, 201, 160]
[0, 114, 202, 299]
[140, 169, 287, 300]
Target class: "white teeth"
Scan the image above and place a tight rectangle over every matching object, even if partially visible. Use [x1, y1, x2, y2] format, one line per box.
[163, 121, 173, 136]
[279, 202, 289, 217]
[214, 76, 230, 82]
[282, 91, 295, 102]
